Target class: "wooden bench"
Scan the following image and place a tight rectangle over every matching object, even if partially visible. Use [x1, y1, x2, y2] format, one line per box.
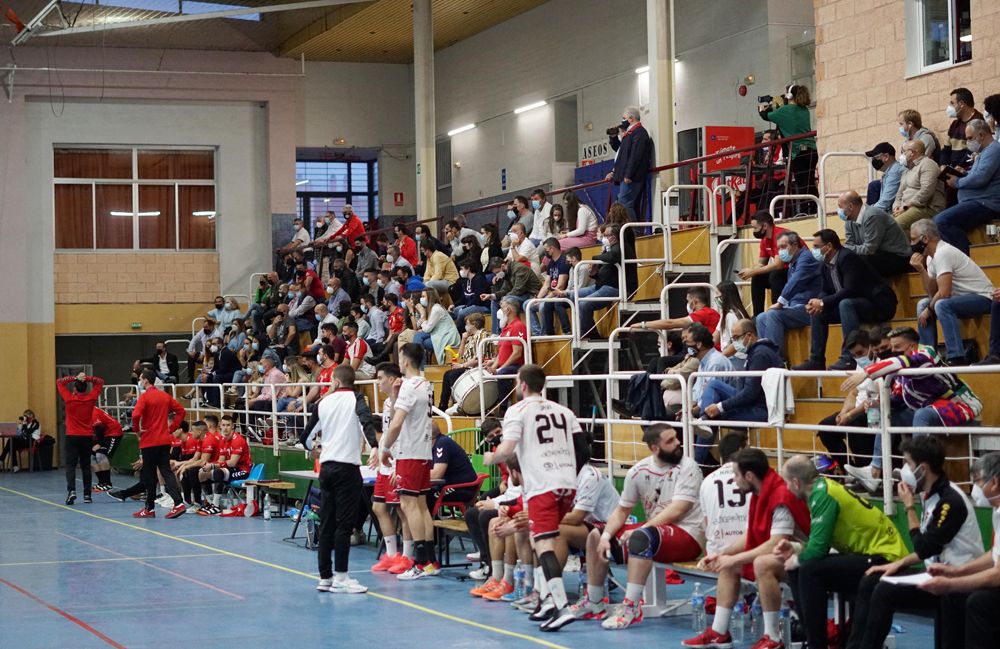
[433, 518, 472, 568]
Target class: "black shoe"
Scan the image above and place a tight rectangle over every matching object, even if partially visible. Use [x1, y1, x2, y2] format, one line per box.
[66, 491, 77, 505]
[540, 608, 577, 632]
[529, 597, 556, 622]
[83, 495, 93, 504]
[107, 490, 127, 503]
[828, 357, 857, 371]
[791, 359, 826, 371]
[611, 398, 637, 418]
[972, 354, 1000, 366]
[946, 356, 970, 367]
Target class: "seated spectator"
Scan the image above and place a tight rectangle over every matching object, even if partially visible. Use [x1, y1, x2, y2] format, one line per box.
[864, 142, 903, 213]
[324, 276, 351, 318]
[248, 272, 279, 334]
[794, 229, 897, 370]
[487, 298, 527, 405]
[479, 223, 504, 269]
[941, 87, 982, 174]
[351, 237, 379, 278]
[816, 329, 878, 472]
[527, 188, 552, 245]
[214, 297, 243, 330]
[685, 323, 734, 465]
[342, 320, 376, 380]
[429, 424, 479, 507]
[267, 305, 299, 359]
[360, 294, 388, 348]
[483, 257, 542, 335]
[564, 246, 593, 295]
[396, 265, 426, 294]
[420, 238, 460, 297]
[755, 230, 823, 358]
[439, 312, 491, 414]
[603, 203, 639, 298]
[528, 238, 571, 337]
[444, 219, 482, 258]
[505, 195, 534, 240]
[379, 269, 402, 300]
[249, 355, 287, 413]
[186, 317, 220, 382]
[387, 244, 413, 272]
[226, 319, 248, 353]
[296, 259, 326, 304]
[455, 235, 484, 275]
[577, 223, 623, 340]
[838, 190, 912, 277]
[393, 223, 419, 267]
[897, 108, 940, 162]
[558, 190, 599, 249]
[205, 335, 240, 408]
[737, 210, 790, 315]
[371, 294, 405, 364]
[911, 218, 994, 364]
[413, 288, 460, 365]
[331, 257, 361, 302]
[934, 118, 1000, 254]
[451, 259, 491, 334]
[715, 281, 751, 368]
[537, 203, 567, 243]
[313, 302, 336, 327]
[144, 341, 179, 384]
[506, 222, 541, 275]
[276, 355, 310, 413]
[287, 282, 317, 334]
[629, 285, 720, 339]
[1, 410, 51, 472]
[894, 139, 947, 236]
[349, 305, 372, 342]
[415, 222, 450, 256]
[362, 268, 383, 304]
[699, 318, 782, 424]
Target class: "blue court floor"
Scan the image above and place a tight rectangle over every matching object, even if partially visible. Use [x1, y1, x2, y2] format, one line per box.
[0, 471, 937, 648]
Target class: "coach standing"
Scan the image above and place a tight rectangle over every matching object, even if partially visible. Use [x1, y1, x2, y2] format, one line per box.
[312, 365, 368, 594]
[57, 372, 104, 505]
[605, 106, 652, 220]
[131, 370, 187, 519]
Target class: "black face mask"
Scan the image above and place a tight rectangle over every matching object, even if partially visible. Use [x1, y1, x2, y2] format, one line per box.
[877, 349, 894, 360]
[752, 228, 766, 239]
[871, 157, 885, 171]
[74, 380, 88, 393]
[911, 240, 927, 255]
[620, 118, 630, 131]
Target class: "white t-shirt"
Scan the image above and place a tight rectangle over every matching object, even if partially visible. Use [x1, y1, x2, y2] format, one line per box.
[393, 375, 434, 460]
[508, 237, 541, 274]
[699, 463, 751, 555]
[619, 455, 705, 547]
[501, 395, 582, 499]
[378, 396, 397, 476]
[927, 240, 994, 299]
[347, 338, 375, 377]
[292, 226, 310, 248]
[316, 390, 364, 465]
[573, 464, 621, 524]
[531, 202, 553, 240]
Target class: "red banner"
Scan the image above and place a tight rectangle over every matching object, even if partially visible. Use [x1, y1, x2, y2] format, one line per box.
[703, 125, 756, 172]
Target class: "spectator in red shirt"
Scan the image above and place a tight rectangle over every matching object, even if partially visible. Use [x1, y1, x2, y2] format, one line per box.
[488, 299, 527, 407]
[56, 373, 104, 505]
[629, 286, 722, 349]
[130, 370, 187, 519]
[737, 211, 791, 315]
[394, 223, 419, 267]
[327, 205, 366, 248]
[296, 259, 327, 303]
[372, 293, 407, 364]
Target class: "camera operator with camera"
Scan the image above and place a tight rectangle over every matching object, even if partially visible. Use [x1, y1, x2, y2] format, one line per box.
[759, 84, 818, 214]
[604, 106, 653, 220]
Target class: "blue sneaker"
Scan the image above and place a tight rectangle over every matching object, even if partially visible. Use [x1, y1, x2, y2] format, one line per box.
[500, 590, 521, 602]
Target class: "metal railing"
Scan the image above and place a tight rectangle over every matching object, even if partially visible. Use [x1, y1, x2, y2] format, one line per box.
[769, 194, 826, 228]
[818, 151, 876, 213]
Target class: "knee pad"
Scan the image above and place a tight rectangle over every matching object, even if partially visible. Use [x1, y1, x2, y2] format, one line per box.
[92, 452, 109, 466]
[626, 527, 659, 560]
[537, 550, 562, 581]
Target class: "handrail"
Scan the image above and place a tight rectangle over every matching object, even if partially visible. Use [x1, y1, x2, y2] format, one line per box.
[712, 183, 739, 231]
[571, 260, 623, 345]
[477, 335, 532, 421]
[769, 194, 825, 227]
[664, 183, 715, 229]
[192, 317, 205, 337]
[619, 221, 669, 278]
[713, 237, 759, 285]
[657, 282, 716, 320]
[817, 151, 876, 214]
[524, 297, 576, 345]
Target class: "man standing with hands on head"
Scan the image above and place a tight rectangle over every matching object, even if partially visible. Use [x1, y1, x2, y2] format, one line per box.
[131, 370, 187, 519]
[57, 372, 105, 505]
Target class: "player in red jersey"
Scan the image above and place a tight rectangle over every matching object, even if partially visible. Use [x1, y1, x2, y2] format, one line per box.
[207, 415, 253, 512]
[90, 407, 123, 492]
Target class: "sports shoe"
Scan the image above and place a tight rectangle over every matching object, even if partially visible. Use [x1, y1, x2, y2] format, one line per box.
[396, 565, 428, 581]
[540, 608, 577, 632]
[499, 589, 522, 603]
[682, 627, 734, 648]
[66, 492, 77, 505]
[350, 530, 367, 546]
[465, 551, 481, 562]
[445, 404, 461, 415]
[165, 503, 186, 519]
[372, 553, 401, 573]
[844, 464, 881, 493]
[327, 577, 368, 594]
[387, 555, 414, 575]
[420, 562, 440, 577]
[155, 494, 173, 508]
[220, 504, 247, 517]
[83, 495, 93, 504]
[601, 597, 644, 629]
[92, 484, 109, 492]
[468, 566, 489, 580]
[470, 577, 501, 597]
[107, 490, 127, 503]
[482, 579, 515, 601]
[749, 635, 784, 649]
[568, 595, 607, 620]
[133, 508, 156, 518]
[316, 578, 334, 592]
[529, 596, 557, 622]
[512, 591, 539, 612]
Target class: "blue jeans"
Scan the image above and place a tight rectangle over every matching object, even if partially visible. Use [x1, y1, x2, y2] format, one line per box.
[491, 294, 529, 334]
[755, 305, 811, 356]
[696, 379, 767, 464]
[528, 301, 571, 336]
[496, 364, 520, 406]
[934, 200, 1000, 255]
[617, 180, 644, 221]
[413, 331, 434, 353]
[870, 408, 915, 470]
[577, 284, 619, 337]
[916, 293, 991, 360]
[453, 304, 490, 333]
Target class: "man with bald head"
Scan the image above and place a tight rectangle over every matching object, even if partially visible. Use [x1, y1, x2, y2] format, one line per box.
[838, 190, 911, 278]
[894, 139, 947, 236]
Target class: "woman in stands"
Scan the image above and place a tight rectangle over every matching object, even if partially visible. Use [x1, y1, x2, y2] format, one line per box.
[216, 297, 243, 329]
[758, 83, 818, 214]
[277, 356, 309, 412]
[715, 280, 751, 369]
[412, 288, 460, 365]
[456, 235, 483, 274]
[479, 224, 503, 275]
[538, 203, 567, 242]
[559, 191, 600, 250]
[603, 202, 638, 298]
[226, 319, 248, 353]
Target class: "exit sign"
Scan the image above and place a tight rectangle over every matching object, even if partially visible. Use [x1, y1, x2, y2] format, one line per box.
[131, 322, 142, 330]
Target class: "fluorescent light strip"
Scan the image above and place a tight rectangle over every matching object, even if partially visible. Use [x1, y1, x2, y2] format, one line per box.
[447, 123, 476, 137]
[110, 211, 161, 216]
[296, 180, 309, 185]
[192, 211, 217, 217]
[959, 34, 972, 42]
[635, 65, 650, 74]
[514, 100, 547, 114]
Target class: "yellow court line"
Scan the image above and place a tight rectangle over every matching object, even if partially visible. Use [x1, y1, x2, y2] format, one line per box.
[0, 553, 221, 568]
[0, 486, 568, 649]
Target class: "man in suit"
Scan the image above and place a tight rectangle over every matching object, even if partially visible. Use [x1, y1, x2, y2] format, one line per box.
[145, 341, 180, 384]
[605, 106, 652, 220]
[793, 229, 898, 371]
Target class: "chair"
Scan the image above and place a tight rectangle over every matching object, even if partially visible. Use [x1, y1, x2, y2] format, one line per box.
[430, 472, 489, 518]
[431, 473, 489, 568]
[228, 463, 265, 505]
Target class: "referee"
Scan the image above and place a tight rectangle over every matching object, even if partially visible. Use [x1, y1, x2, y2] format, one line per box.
[312, 365, 369, 594]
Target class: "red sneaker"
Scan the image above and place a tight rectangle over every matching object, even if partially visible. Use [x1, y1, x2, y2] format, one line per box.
[387, 555, 414, 575]
[749, 635, 784, 649]
[482, 579, 515, 601]
[220, 504, 246, 517]
[372, 553, 401, 573]
[165, 503, 186, 519]
[133, 508, 156, 518]
[681, 627, 734, 648]
[665, 568, 685, 584]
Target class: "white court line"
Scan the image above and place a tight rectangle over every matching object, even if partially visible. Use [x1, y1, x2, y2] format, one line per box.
[175, 531, 276, 537]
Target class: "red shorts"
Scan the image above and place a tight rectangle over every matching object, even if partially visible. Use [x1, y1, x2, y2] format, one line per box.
[526, 489, 576, 540]
[373, 472, 399, 504]
[395, 459, 432, 496]
[623, 524, 702, 564]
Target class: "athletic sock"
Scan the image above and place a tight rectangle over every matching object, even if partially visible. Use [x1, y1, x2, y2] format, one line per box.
[712, 606, 732, 635]
[547, 577, 568, 609]
[588, 584, 605, 603]
[334, 571, 349, 583]
[625, 582, 644, 603]
[502, 563, 515, 584]
[491, 560, 504, 580]
[534, 567, 548, 597]
[385, 536, 398, 557]
[763, 611, 780, 639]
[414, 541, 428, 566]
[402, 539, 414, 558]
[524, 568, 534, 589]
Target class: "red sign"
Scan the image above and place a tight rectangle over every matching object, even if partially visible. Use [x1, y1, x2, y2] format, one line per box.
[580, 159, 595, 166]
[393, 192, 404, 206]
[703, 126, 755, 224]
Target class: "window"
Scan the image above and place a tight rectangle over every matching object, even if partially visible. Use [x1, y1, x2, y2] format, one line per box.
[906, 0, 971, 76]
[295, 159, 379, 230]
[54, 147, 217, 250]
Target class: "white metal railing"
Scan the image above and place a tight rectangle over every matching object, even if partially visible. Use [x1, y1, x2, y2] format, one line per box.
[571, 260, 624, 344]
[817, 151, 877, 214]
[713, 183, 739, 231]
[769, 194, 826, 227]
[524, 297, 575, 345]
[714, 237, 759, 286]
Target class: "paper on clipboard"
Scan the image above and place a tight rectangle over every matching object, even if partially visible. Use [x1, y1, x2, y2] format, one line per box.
[880, 572, 931, 586]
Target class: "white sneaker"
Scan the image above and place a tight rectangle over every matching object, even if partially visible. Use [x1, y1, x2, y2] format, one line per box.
[329, 577, 368, 594]
[316, 578, 334, 592]
[465, 551, 481, 562]
[844, 464, 881, 492]
[568, 596, 607, 620]
[468, 567, 489, 580]
[396, 565, 428, 581]
[156, 494, 173, 508]
[601, 598, 644, 629]
[445, 404, 461, 416]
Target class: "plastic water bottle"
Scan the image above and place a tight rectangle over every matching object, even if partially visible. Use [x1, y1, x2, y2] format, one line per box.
[779, 601, 792, 646]
[513, 561, 526, 599]
[690, 583, 706, 631]
[577, 561, 588, 599]
[263, 493, 271, 521]
[750, 597, 763, 639]
[866, 383, 881, 428]
[731, 600, 746, 642]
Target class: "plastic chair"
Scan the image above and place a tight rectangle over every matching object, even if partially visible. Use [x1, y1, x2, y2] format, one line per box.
[430, 472, 489, 518]
[228, 463, 265, 505]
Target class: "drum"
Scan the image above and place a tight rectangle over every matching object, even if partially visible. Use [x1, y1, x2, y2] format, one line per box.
[452, 368, 498, 415]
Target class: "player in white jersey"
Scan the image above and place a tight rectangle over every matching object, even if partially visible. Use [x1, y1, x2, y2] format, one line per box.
[485, 364, 583, 632]
[377, 343, 436, 580]
[560, 438, 620, 557]
[571, 423, 705, 630]
[699, 432, 751, 556]
[368, 362, 415, 574]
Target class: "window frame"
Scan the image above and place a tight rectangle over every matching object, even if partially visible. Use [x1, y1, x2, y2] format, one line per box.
[905, 0, 972, 78]
[294, 159, 379, 230]
[53, 145, 218, 252]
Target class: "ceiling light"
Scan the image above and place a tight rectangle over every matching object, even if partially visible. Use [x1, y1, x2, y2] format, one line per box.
[514, 100, 547, 114]
[192, 211, 217, 217]
[110, 211, 161, 217]
[447, 123, 476, 137]
[960, 34, 972, 42]
[136, 211, 160, 217]
[635, 65, 650, 74]
[296, 180, 309, 186]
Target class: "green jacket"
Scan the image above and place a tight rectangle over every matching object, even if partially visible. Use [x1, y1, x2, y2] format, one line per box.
[765, 104, 816, 158]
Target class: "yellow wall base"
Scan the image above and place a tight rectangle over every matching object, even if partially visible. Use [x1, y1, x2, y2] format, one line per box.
[55, 303, 210, 335]
[0, 322, 57, 460]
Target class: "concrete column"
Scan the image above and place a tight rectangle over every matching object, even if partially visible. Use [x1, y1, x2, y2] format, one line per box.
[413, 0, 437, 228]
[646, 0, 674, 224]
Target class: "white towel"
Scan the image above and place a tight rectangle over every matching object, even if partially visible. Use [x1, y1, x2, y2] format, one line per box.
[762, 367, 795, 426]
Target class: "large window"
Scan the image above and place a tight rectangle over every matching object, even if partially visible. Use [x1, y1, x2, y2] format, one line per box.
[54, 147, 217, 250]
[295, 160, 379, 230]
[906, 0, 971, 76]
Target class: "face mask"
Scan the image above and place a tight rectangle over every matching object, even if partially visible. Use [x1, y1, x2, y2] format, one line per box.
[415, 234, 423, 242]
[898, 153, 909, 166]
[497, 310, 508, 327]
[531, 200, 541, 210]
[156, 348, 164, 355]
[315, 314, 322, 321]
[362, 276, 370, 286]
[811, 248, 824, 262]
[506, 209, 516, 219]
[494, 270, 505, 280]
[778, 248, 793, 263]
[316, 354, 324, 365]
[900, 463, 927, 491]
[459, 269, 469, 279]
[257, 364, 265, 373]
[898, 125, 909, 137]
[911, 240, 927, 255]
[510, 232, 520, 243]
[252, 342, 259, 351]
[971, 483, 993, 508]
[733, 336, 748, 355]
[855, 355, 873, 369]
[377, 279, 386, 288]
[335, 245, 343, 253]
[386, 254, 394, 264]
[877, 349, 893, 360]
[210, 345, 219, 354]
[282, 364, 289, 373]
[361, 305, 369, 314]
[752, 228, 766, 239]
[685, 302, 695, 315]
[967, 138, 982, 154]
[224, 303, 234, 311]
[946, 105, 958, 119]
[419, 297, 428, 307]
[620, 118, 630, 130]
[871, 157, 885, 171]
[686, 346, 698, 356]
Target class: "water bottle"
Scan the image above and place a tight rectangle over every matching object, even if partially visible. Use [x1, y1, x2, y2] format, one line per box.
[779, 601, 792, 646]
[263, 493, 271, 521]
[866, 383, 881, 428]
[513, 561, 526, 599]
[690, 583, 706, 631]
[577, 561, 588, 599]
[750, 597, 763, 639]
[731, 600, 746, 642]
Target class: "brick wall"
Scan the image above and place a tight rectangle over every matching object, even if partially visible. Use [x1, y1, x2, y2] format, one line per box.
[54, 252, 220, 304]
[814, 0, 1000, 204]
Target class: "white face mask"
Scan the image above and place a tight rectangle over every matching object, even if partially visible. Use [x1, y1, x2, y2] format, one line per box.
[209, 345, 219, 354]
[497, 309, 508, 327]
[316, 354, 324, 365]
[971, 483, 992, 508]
[898, 153, 908, 166]
[459, 269, 469, 279]
[510, 233, 520, 243]
[946, 104, 958, 119]
[419, 297, 428, 307]
[968, 138, 983, 154]
[377, 279, 386, 287]
[386, 255, 394, 264]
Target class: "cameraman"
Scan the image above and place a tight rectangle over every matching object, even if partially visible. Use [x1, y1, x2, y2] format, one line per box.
[759, 84, 818, 214]
[605, 106, 652, 220]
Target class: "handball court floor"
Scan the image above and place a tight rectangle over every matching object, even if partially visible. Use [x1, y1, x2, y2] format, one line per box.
[0, 471, 936, 648]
